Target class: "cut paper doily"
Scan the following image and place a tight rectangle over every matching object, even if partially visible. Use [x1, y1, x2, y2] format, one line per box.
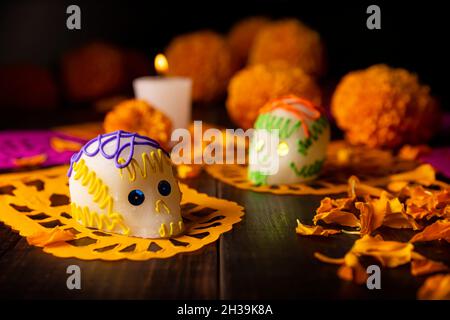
[205, 141, 449, 195]
[0, 166, 244, 261]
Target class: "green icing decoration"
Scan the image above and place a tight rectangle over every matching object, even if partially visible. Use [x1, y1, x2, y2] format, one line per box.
[289, 158, 325, 178]
[248, 170, 268, 185]
[297, 116, 328, 156]
[254, 113, 301, 139]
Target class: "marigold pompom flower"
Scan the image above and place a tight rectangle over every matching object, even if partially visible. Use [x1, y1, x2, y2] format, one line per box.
[104, 99, 172, 149]
[165, 30, 237, 102]
[226, 62, 321, 129]
[62, 42, 125, 102]
[331, 65, 440, 149]
[249, 19, 326, 77]
[227, 16, 270, 67]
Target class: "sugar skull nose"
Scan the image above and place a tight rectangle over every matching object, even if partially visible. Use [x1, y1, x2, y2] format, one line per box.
[155, 199, 170, 214]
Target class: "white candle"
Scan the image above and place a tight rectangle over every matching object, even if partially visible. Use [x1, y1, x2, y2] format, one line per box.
[133, 76, 192, 130]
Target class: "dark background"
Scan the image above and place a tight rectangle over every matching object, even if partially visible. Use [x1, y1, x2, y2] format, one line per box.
[0, 0, 448, 113]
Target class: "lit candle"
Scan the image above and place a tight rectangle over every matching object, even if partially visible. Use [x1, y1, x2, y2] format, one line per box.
[133, 53, 192, 130]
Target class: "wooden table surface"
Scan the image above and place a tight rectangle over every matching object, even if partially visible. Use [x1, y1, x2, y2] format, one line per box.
[1, 168, 448, 300]
[0, 107, 448, 300]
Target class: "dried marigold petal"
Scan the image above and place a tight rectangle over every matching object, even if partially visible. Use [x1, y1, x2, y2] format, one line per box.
[411, 258, 449, 276]
[398, 145, 432, 161]
[417, 274, 450, 300]
[313, 210, 360, 228]
[12, 154, 47, 167]
[389, 164, 436, 187]
[296, 220, 340, 237]
[337, 263, 368, 285]
[350, 235, 414, 268]
[27, 227, 75, 247]
[357, 194, 386, 235]
[313, 252, 345, 264]
[313, 179, 361, 227]
[405, 186, 446, 220]
[384, 197, 422, 230]
[410, 219, 450, 243]
[177, 164, 203, 179]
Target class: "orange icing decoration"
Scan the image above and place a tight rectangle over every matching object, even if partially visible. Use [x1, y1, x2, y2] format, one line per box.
[259, 95, 325, 138]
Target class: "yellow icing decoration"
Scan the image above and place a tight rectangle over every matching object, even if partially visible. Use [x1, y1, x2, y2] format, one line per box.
[178, 221, 184, 232]
[159, 223, 167, 237]
[71, 159, 130, 235]
[155, 199, 170, 214]
[119, 149, 169, 182]
[71, 203, 130, 235]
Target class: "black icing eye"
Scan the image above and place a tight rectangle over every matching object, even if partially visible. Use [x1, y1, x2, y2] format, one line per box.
[128, 189, 145, 206]
[158, 180, 171, 196]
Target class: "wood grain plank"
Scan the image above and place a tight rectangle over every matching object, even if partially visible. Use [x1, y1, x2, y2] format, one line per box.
[0, 223, 21, 258]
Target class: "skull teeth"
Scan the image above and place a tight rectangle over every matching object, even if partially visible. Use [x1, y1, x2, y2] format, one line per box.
[159, 221, 184, 237]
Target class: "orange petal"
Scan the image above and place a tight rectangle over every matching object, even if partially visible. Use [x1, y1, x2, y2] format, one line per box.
[296, 220, 340, 237]
[177, 164, 203, 179]
[357, 200, 384, 235]
[313, 210, 360, 227]
[314, 252, 345, 264]
[12, 154, 47, 167]
[410, 220, 450, 243]
[389, 164, 436, 186]
[339, 252, 368, 285]
[350, 235, 414, 268]
[27, 228, 75, 247]
[383, 196, 422, 230]
[417, 274, 450, 300]
[411, 258, 449, 277]
[50, 137, 83, 153]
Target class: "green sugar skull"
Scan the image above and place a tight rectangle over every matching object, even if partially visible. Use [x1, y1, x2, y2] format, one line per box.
[248, 95, 330, 185]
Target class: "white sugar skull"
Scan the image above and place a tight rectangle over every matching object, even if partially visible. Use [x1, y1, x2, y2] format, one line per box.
[248, 95, 330, 185]
[68, 130, 183, 238]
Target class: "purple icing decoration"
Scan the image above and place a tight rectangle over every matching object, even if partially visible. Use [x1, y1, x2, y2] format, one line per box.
[0, 130, 86, 170]
[67, 130, 169, 177]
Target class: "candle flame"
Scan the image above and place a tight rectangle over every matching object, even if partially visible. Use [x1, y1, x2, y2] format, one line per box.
[154, 53, 168, 75]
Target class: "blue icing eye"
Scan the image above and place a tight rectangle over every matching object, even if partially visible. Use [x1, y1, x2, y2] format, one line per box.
[128, 189, 145, 206]
[158, 180, 171, 196]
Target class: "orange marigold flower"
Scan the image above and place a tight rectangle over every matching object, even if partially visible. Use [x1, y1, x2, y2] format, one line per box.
[227, 16, 270, 67]
[103, 99, 172, 149]
[226, 62, 321, 129]
[166, 30, 237, 102]
[249, 19, 326, 77]
[62, 42, 125, 102]
[331, 64, 440, 149]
